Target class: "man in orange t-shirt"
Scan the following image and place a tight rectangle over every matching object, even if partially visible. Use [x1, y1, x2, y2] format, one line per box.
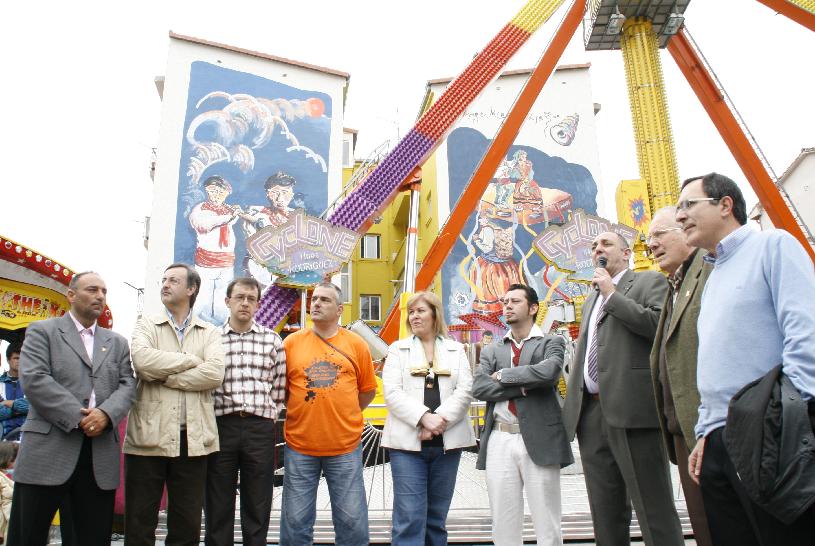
[280, 281, 377, 546]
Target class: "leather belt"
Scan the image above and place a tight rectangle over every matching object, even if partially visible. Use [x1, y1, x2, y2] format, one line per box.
[225, 411, 253, 418]
[494, 422, 521, 434]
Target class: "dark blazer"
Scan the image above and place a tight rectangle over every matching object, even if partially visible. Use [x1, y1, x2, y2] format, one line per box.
[725, 364, 815, 524]
[15, 314, 137, 489]
[472, 333, 573, 470]
[563, 270, 668, 439]
[649, 252, 711, 462]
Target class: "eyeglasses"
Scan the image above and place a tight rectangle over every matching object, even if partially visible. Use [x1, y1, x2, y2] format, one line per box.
[676, 197, 720, 211]
[645, 227, 683, 246]
[229, 295, 259, 304]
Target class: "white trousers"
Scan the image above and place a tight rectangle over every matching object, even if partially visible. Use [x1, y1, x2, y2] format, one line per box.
[486, 430, 562, 546]
[194, 265, 233, 325]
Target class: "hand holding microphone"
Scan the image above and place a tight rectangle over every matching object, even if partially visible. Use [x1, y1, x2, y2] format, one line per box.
[593, 256, 610, 294]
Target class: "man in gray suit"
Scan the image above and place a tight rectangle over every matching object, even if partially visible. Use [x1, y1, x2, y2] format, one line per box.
[8, 271, 137, 545]
[473, 283, 573, 546]
[563, 232, 683, 546]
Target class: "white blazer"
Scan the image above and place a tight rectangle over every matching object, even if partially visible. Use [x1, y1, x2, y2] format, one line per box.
[381, 337, 476, 451]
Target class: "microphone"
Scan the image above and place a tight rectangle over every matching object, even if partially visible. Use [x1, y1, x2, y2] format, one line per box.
[594, 256, 608, 292]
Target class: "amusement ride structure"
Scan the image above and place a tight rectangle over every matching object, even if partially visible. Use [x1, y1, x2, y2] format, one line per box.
[254, 0, 815, 345]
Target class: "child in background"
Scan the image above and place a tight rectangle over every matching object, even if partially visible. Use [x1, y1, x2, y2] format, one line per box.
[0, 441, 18, 544]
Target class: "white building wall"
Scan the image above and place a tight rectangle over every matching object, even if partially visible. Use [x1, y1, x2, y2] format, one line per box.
[144, 36, 347, 317]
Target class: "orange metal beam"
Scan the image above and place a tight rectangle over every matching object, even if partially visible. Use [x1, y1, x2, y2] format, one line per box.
[755, 0, 815, 33]
[667, 29, 815, 262]
[379, 0, 587, 343]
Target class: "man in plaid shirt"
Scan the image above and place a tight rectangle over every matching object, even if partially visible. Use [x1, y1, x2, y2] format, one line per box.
[204, 277, 286, 546]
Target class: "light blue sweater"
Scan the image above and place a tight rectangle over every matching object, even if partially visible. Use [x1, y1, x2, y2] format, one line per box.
[695, 225, 815, 438]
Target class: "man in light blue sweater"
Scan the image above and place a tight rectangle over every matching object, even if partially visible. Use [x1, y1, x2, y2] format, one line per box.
[676, 172, 815, 546]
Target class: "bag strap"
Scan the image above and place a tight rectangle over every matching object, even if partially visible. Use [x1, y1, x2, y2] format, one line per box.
[313, 331, 358, 372]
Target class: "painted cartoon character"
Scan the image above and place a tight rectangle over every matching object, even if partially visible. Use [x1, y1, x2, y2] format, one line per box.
[189, 175, 241, 324]
[511, 150, 543, 210]
[241, 171, 297, 286]
[493, 158, 515, 210]
[469, 215, 522, 314]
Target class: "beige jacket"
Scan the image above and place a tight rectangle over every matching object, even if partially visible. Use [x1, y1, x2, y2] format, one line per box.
[124, 312, 225, 457]
[0, 471, 12, 540]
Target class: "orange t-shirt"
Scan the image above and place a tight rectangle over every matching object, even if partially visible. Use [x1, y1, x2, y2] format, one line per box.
[283, 328, 377, 456]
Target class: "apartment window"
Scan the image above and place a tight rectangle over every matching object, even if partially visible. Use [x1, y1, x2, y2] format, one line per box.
[361, 234, 380, 259]
[339, 263, 351, 303]
[360, 295, 381, 321]
[342, 134, 354, 168]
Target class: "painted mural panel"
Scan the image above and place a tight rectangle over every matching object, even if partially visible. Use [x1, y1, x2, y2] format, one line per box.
[436, 69, 605, 330]
[172, 61, 331, 325]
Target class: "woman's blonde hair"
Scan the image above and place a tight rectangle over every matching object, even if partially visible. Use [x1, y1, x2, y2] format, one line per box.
[405, 291, 448, 338]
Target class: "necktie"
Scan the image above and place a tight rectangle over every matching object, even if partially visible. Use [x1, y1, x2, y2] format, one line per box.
[80, 328, 97, 408]
[586, 296, 607, 384]
[509, 342, 522, 415]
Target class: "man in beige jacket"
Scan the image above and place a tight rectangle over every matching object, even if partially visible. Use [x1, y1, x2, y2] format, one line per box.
[124, 263, 225, 545]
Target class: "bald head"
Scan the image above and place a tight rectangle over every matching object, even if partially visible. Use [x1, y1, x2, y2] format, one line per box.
[652, 206, 679, 227]
[591, 231, 631, 277]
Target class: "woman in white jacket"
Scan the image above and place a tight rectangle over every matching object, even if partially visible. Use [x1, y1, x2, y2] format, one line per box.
[381, 291, 476, 546]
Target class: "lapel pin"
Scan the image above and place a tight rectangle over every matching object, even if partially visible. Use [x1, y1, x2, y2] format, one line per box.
[102, 347, 107, 352]
[685, 290, 691, 297]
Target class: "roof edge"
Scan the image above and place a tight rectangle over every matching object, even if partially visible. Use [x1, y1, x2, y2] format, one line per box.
[168, 31, 350, 80]
[426, 62, 591, 86]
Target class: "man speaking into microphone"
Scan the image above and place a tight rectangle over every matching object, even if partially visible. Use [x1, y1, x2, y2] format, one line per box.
[563, 232, 683, 546]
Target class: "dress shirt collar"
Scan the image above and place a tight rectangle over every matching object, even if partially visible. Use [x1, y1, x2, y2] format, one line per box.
[503, 324, 544, 345]
[222, 320, 263, 335]
[669, 249, 699, 292]
[165, 307, 192, 339]
[68, 311, 96, 335]
[704, 224, 752, 265]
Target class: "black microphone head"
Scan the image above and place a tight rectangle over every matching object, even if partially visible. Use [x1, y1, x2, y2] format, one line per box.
[598, 256, 608, 268]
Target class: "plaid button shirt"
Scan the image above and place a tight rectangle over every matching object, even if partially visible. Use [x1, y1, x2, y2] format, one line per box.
[215, 321, 286, 419]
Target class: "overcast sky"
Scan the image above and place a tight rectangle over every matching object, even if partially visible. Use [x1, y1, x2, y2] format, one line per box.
[1, 0, 812, 343]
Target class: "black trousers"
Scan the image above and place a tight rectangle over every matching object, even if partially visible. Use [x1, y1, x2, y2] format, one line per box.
[7, 436, 115, 546]
[701, 427, 815, 546]
[204, 413, 277, 546]
[124, 432, 208, 546]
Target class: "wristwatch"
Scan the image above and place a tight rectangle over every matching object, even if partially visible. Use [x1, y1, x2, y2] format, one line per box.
[496, 369, 503, 381]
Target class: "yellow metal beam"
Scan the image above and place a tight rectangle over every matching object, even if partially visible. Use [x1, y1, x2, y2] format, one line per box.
[620, 18, 680, 221]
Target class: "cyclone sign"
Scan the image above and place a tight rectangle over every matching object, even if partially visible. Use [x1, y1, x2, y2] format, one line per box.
[245, 210, 361, 288]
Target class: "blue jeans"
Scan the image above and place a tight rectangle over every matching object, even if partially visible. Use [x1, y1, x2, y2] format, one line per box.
[280, 443, 369, 546]
[389, 447, 462, 546]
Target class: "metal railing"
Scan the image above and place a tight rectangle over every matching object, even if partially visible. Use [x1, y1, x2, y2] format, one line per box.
[321, 139, 391, 221]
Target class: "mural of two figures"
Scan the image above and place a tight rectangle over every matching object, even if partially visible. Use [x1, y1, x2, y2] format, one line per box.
[173, 62, 331, 325]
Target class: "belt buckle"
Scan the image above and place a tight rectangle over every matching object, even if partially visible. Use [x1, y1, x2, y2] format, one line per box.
[496, 422, 521, 434]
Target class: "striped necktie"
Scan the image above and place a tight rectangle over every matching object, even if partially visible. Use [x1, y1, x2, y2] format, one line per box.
[586, 297, 607, 384]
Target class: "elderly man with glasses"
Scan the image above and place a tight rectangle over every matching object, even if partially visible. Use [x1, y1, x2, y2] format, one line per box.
[646, 206, 714, 546]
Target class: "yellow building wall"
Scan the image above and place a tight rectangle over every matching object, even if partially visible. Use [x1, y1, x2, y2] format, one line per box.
[340, 154, 441, 329]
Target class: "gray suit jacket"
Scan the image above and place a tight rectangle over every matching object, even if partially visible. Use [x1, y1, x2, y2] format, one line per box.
[15, 314, 137, 489]
[563, 270, 668, 439]
[472, 334, 573, 470]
